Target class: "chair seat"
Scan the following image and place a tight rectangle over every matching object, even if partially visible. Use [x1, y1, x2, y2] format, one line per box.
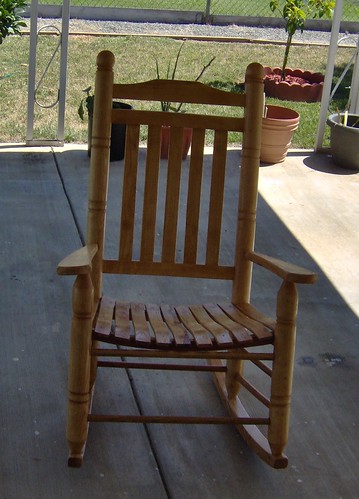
[93, 296, 274, 350]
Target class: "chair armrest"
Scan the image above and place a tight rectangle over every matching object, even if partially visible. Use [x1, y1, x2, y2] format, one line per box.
[248, 251, 317, 284]
[57, 244, 98, 276]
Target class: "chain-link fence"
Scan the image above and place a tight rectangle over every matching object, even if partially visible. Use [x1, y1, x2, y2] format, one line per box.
[37, 0, 359, 23]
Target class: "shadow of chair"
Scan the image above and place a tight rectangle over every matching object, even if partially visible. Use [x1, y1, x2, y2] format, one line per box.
[58, 50, 316, 468]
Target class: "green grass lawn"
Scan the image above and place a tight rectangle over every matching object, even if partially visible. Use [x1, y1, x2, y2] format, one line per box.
[0, 34, 353, 146]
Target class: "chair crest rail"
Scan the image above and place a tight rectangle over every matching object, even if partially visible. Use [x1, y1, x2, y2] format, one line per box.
[113, 79, 246, 107]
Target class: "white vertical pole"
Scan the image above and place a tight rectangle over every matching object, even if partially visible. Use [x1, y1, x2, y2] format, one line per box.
[57, 0, 70, 144]
[348, 39, 359, 114]
[26, 0, 70, 146]
[26, 0, 39, 144]
[315, 0, 343, 151]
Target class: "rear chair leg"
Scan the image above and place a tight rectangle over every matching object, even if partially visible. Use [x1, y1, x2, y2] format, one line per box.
[90, 340, 99, 392]
[225, 358, 244, 399]
[66, 274, 94, 467]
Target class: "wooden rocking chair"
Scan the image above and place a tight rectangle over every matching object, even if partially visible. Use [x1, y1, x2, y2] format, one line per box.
[58, 50, 316, 468]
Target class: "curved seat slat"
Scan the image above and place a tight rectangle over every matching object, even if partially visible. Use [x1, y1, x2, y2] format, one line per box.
[93, 298, 274, 350]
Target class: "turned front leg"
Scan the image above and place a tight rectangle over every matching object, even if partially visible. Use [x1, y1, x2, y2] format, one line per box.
[66, 273, 94, 467]
[268, 280, 298, 459]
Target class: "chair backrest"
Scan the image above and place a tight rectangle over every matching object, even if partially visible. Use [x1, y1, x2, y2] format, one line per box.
[87, 50, 264, 304]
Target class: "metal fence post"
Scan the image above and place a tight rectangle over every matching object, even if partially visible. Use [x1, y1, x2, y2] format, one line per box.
[204, 0, 212, 24]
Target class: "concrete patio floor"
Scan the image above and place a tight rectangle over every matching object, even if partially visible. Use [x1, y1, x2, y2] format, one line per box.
[0, 143, 358, 498]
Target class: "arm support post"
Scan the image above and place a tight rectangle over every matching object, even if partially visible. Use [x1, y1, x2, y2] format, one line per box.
[268, 280, 298, 458]
[66, 273, 94, 467]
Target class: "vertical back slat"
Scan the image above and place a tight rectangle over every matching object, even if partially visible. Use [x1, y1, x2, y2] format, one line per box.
[162, 127, 183, 263]
[119, 124, 140, 262]
[183, 128, 205, 264]
[206, 129, 228, 266]
[140, 125, 161, 262]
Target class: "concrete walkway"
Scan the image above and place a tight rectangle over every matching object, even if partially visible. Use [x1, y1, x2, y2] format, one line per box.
[0, 143, 358, 498]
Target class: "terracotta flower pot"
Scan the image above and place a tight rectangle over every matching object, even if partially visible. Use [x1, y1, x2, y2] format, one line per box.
[160, 126, 193, 160]
[261, 105, 300, 164]
[327, 113, 359, 170]
[264, 67, 324, 103]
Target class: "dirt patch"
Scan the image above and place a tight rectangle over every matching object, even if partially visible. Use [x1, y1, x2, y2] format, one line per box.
[265, 73, 311, 86]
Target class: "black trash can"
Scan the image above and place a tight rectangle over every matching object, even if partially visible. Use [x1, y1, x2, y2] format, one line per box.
[88, 101, 132, 161]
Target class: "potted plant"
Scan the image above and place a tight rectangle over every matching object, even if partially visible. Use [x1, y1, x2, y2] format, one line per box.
[208, 80, 299, 164]
[78, 86, 132, 162]
[155, 42, 215, 160]
[261, 104, 300, 163]
[264, 0, 334, 102]
[0, 0, 27, 46]
[327, 111, 359, 170]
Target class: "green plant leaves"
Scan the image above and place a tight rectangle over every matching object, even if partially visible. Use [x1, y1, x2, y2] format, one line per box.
[155, 41, 215, 112]
[0, 0, 27, 44]
[78, 87, 94, 120]
[268, 0, 334, 79]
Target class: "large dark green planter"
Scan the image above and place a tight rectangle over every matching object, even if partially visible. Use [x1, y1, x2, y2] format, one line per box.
[88, 101, 132, 161]
[327, 113, 359, 170]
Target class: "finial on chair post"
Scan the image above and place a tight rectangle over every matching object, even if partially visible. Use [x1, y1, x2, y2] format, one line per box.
[96, 50, 115, 71]
[245, 62, 265, 85]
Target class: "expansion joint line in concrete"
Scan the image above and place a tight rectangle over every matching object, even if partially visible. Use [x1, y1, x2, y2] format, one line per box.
[52, 147, 85, 246]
